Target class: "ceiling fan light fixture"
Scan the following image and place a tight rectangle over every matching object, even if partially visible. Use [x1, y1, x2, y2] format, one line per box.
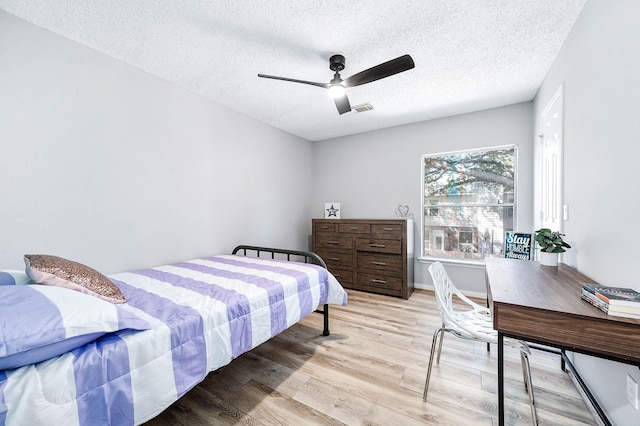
[258, 54, 414, 114]
[328, 84, 346, 99]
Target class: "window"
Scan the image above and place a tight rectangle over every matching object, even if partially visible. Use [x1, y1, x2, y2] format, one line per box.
[421, 145, 517, 261]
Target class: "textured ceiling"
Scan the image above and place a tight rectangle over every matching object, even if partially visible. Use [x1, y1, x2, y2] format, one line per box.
[0, 1, 586, 141]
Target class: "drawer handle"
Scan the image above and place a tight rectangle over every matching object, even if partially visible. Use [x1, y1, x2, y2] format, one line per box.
[350, 227, 359, 230]
[370, 244, 386, 248]
[383, 227, 394, 231]
[329, 257, 341, 261]
[327, 241, 340, 245]
[371, 261, 387, 266]
[321, 226, 330, 229]
[371, 279, 387, 284]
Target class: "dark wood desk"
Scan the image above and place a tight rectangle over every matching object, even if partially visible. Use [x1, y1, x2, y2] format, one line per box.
[485, 257, 640, 425]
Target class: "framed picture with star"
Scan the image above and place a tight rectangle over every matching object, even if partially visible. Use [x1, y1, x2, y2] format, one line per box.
[324, 203, 341, 219]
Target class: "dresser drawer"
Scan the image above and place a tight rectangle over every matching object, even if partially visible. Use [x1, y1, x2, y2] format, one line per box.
[328, 268, 353, 286]
[357, 273, 403, 293]
[360, 284, 402, 297]
[372, 223, 403, 237]
[314, 223, 337, 233]
[357, 253, 402, 275]
[317, 250, 354, 268]
[315, 235, 353, 250]
[338, 223, 371, 234]
[355, 238, 402, 254]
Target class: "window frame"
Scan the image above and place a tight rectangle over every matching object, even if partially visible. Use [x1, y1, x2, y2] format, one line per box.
[419, 144, 518, 266]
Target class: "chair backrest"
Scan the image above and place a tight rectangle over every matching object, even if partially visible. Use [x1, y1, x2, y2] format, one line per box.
[429, 261, 458, 328]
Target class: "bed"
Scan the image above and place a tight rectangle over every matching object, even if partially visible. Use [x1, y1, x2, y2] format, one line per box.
[0, 245, 347, 425]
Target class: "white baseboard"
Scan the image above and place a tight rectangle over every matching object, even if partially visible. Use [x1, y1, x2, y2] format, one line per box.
[565, 363, 607, 426]
[413, 283, 487, 299]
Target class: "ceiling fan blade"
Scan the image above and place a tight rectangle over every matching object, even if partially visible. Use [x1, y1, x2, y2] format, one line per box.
[334, 93, 351, 115]
[257, 74, 329, 89]
[343, 54, 415, 88]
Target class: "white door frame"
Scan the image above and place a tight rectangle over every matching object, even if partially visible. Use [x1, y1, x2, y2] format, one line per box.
[540, 84, 564, 233]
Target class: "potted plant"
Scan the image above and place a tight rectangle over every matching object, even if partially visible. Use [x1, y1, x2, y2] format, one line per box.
[534, 228, 571, 266]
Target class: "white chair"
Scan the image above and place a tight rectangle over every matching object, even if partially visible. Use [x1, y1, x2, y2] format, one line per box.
[423, 262, 538, 425]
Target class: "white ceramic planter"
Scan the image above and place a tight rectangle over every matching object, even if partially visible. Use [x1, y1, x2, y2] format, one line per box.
[539, 251, 559, 267]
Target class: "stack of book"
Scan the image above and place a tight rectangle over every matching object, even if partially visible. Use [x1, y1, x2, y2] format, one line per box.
[581, 283, 640, 319]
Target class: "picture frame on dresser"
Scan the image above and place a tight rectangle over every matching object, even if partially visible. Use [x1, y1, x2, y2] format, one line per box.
[324, 203, 341, 219]
[312, 218, 414, 299]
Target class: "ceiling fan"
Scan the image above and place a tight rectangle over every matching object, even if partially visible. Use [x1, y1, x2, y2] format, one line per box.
[258, 54, 415, 115]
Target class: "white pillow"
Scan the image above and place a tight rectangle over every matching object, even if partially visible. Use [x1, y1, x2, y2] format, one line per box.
[0, 269, 33, 286]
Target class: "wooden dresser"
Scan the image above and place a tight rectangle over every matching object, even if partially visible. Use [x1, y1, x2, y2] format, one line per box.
[312, 219, 414, 299]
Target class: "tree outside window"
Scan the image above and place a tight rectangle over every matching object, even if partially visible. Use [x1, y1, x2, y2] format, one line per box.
[421, 145, 516, 261]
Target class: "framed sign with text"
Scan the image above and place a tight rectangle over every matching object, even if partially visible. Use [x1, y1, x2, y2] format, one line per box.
[504, 232, 532, 260]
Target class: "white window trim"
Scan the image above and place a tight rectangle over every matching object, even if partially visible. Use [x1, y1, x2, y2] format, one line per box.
[417, 256, 486, 269]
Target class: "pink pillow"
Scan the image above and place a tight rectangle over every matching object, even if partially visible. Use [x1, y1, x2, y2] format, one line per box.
[24, 254, 126, 304]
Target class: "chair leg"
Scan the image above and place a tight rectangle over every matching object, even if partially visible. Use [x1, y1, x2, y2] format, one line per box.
[436, 322, 445, 363]
[423, 328, 443, 402]
[520, 351, 529, 391]
[520, 350, 538, 425]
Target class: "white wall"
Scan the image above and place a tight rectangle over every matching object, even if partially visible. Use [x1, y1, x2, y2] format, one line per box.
[0, 11, 313, 274]
[5, 3, 634, 421]
[533, 1, 640, 424]
[313, 102, 534, 294]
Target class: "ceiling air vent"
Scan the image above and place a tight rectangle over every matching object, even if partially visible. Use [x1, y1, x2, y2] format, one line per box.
[353, 103, 374, 113]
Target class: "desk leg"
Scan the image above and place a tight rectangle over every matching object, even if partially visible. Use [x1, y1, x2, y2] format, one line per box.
[498, 331, 505, 426]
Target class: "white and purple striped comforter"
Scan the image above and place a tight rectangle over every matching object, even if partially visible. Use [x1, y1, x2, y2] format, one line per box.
[0, 255, 347, 425]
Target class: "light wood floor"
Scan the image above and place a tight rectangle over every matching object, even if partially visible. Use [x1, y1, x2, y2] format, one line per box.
[146, 289, 597, 425]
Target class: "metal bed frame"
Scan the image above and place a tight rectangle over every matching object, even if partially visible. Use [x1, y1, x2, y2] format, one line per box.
[231, 245, 331, 336]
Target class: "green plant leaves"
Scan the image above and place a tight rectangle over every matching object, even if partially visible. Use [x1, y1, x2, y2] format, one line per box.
[534, 228, 571, 253]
